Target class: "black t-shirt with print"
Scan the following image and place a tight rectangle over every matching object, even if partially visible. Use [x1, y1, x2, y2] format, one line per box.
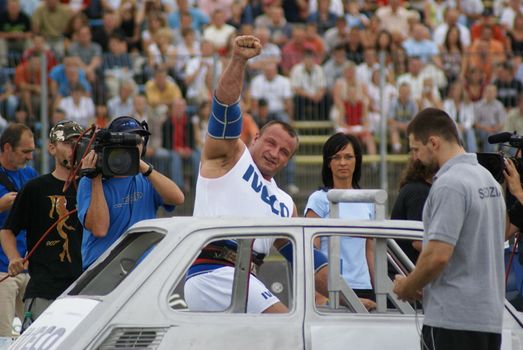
[4, 173, 82, 300]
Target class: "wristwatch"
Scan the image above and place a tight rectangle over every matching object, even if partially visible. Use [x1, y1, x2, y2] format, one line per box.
[142, 163, 154, 177]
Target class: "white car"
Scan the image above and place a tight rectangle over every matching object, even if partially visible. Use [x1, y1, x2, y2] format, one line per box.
[10, 190, 523, 350]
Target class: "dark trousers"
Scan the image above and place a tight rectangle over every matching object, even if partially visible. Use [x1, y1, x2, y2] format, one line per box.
[421, 325, 501, 350]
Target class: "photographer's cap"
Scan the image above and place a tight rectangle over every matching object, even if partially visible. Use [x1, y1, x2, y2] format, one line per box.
[49, 120, 84, 142]
[108, 116, 150, 136]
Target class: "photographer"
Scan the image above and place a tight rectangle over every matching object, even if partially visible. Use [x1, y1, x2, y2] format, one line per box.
[77, 116, 184, 269]
[504, 158, 523, 238]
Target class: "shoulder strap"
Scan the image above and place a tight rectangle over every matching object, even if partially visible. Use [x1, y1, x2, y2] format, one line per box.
[0, 171, 17, 192]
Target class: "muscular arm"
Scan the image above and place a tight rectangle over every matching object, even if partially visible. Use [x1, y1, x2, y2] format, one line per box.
[393, 240, 454, 301]
[200, 36, 262, 178]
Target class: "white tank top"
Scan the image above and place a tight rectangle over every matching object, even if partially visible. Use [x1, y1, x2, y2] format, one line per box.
[194, 148, 294, 254]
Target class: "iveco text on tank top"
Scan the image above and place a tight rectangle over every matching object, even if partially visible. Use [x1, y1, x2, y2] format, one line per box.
[193, 148, 294, 254]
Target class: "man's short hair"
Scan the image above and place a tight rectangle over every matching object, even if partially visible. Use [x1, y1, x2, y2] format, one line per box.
[0, 123, 33, 152]
[407, 108, 460, 144]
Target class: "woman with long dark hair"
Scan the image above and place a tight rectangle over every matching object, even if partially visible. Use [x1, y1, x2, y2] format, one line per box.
[305, 133, 375, 302]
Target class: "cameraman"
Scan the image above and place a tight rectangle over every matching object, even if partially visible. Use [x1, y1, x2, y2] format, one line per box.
[504, 158, 523, 238]
[77, 116, 184, 269]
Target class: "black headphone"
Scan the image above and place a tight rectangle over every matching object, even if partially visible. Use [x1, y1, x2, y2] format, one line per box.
[108, 116, 151, 157]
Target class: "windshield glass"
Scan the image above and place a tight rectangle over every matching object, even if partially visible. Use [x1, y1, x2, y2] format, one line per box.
[69, 231, 164, 296]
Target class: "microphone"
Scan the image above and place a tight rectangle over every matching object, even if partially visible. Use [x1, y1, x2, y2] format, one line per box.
[488, 132, 513, 144]
[62, 159, 69, 166]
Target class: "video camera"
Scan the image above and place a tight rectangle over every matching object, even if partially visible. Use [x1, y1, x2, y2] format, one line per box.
[477, 131, 523, 183]
[73, 129, 141, 178]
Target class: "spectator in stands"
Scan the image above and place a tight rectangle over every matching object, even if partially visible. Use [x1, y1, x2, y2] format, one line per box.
[443, 81, 477, 152]
[102, 33, 134, 100]
[184, 39, 221, 107]
[361, 15, 380, 49]
[461, 0, 485, 27]
[500, 0, 523, 30]
[252, 98, 278, 128]
[227, 1, 254, 29]
[168, 0, 209, 32]
[375, 0, 411, 38]
[417, 78, 443, 110]
[146, 65, 182, 115]
[266, 5, 293, 46]
[439, 25, 466, 86]
[146, 27, 177, 78]
[508, 13, 523, 59]
[239, 99, 259, 146]
[0, 68, 18, 122]
[505, 94, 523, 136]
[356, 48, 379, 84]
[162, 97, 200, 191]
[388, 82, 418, 154]
[107, 80, 135, 119]
[250, 62, 293, 122]
[322, 44, 348, 91]
[198, 0, 233, 19]
[470, 9, 507, 48]
[31, 0, 72, 56]
[494, 61, 523, 110]
[323, 16, 348, 53]
[465, 25, 506, 82]
[14, 54, 42, 121]
[304, 22, 326, 61]
[397, 56, 442, 101]
[118, 0, 141, 52]
[281, 25, 314, 75]
[345, 28, 364, 64]
[464, 66, 487, 102]
[247, 26, 281, 76]
[22, 33, 57, 72]
[58, 83, 95, 127]
[63, 11, 89, 49]
[307, 0, 337, 35]
[92, 8, 125, 52]
[367, 68, 397, 132]
[333, 85, 377, 156]
[203, 9, 236, 55]
[402, 23, 441, 67]
[49, 55, 92, 107]
[290, 48, 329, 121]
[141, 11, 168, 54]
[176, 28, 201, 74]
[474, 84, 507, 152]
[67, 25, 102, 83]
[433, 8, 471, 49]
[344, 0, 369, 30]
[0, 0, 32, 66]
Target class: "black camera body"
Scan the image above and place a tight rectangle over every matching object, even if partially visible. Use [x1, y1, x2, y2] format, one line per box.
[478, 131, 523, 182]
[74, 129, 141, 178]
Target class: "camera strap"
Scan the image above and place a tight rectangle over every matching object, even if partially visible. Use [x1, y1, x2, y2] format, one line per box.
[0, 170, 18, 192]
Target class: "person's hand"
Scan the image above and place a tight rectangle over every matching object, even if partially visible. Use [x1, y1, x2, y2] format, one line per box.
[0, 192, 17, 212]
[359, 298, 377, 311]
[232, 35, 262, 61]
[8, 257, 25, 276]
[504, 158, 523, 199]
[393, 274, 422, 302]
[81, 150, 98, 170]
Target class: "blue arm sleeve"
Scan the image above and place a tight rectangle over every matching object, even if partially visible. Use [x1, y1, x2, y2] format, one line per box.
[278, 242, 328, 272]
[207, 95, 243, 139]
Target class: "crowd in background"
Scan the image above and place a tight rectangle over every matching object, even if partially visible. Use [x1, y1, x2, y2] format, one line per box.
[1, 0, 523, 190]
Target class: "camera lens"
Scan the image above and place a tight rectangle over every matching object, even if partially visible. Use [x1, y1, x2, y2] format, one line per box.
[106, 148, 135, 176]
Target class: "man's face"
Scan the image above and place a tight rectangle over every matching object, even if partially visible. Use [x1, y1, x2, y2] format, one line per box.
[249, 124, 297, 180]
[408, 134, 438, 170]
[7, 131, 35, 169]
[50, 138, 77, 170]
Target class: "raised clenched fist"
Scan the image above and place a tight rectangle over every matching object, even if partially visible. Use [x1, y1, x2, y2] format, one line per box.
[233, 35, 262, 61]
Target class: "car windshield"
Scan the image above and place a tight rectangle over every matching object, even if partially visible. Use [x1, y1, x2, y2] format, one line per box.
[69, 231, 164, 296]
